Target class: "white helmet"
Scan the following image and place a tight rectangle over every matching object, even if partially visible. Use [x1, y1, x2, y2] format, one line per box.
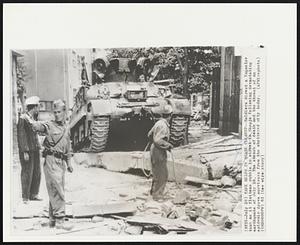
[25, 96, 40, 106]
[163, 104, 173, 115]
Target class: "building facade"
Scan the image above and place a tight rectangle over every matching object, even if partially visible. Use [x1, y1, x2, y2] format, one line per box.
[18, 49, 96, 115]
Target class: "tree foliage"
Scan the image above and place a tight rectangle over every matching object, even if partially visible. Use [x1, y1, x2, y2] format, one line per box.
[16, 57, 26, 101]
[106, 46, 221, 96]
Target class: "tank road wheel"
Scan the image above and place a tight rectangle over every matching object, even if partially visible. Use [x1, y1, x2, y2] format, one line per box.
[169, 115, 189, 147]
[89, 116, 110, 152]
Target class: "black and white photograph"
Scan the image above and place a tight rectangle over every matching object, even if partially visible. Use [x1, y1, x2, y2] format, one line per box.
[3, 3, 296, 242]
[10, 46, 244, 236]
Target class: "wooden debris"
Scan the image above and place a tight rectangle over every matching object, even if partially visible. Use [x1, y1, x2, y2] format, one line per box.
[178, 136, 224, 149]
[195, 216, 214, 226]
[212, 143, 242, 148]
[72, 202, 136, 218]
[124, 225, 143, 235]
[197, 147, 242, 154]
[56, 225, 100, 235]
[184, 176, 222, 187]
[221, 189, 238, 201]
[191, 197, 215, 201]
[125, 215, 200, 231]
[136, 196, 148, 201]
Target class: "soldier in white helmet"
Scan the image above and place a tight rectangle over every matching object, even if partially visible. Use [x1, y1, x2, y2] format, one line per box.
[147, 104, 174, 202]
[30, 99, 73, 230]
[17, 96, 42, 204]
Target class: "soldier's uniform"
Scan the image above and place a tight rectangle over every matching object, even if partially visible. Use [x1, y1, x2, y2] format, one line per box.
[17, 96, 41, 202]
[31, 100, 73, 229]
[147, 105, 173, 201]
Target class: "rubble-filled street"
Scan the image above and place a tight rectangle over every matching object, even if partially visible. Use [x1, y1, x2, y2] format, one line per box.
[12, 125, 242, 236]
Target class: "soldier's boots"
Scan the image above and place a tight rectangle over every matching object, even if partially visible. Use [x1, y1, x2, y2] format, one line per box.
[55, 218, 74, 231]
[30, 195, 43, 201]
[49, 220, 56, 228]
[23, 198, 29, 204]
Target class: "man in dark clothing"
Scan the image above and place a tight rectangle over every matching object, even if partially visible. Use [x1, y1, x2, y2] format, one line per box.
[17, 96, 42, 204]
[147, 104, 173, 201]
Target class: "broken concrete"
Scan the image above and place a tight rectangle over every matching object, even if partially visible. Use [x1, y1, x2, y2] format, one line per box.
[12, 127, 243, 236]
[195, 216, 213, 226]
[233, 202, 242, 215]
[177, 215, 190, 222]
[73, 151, 209, 183]
[168, 206, 186, 219]
[212, 199, 234, 212]
[220, 176, 237, 187]
[235, 173, 242, 184]
[91, 216, 104, 223]
[173, 190, 191, 204]
[73, 153, 102, 167]
[161, 201, 175, 218]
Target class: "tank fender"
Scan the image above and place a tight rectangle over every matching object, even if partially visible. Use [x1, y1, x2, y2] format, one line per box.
[150, 100, 168, 115]
[167, 98, 191, 116]
[69, 107, 87, 129]
[90, 100, 113, 116]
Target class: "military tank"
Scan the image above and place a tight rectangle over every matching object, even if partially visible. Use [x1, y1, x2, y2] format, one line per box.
[69, 54, 191, 152]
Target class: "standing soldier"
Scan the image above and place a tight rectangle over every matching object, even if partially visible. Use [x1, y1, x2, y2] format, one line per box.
[31, 99, 73, 230]
[17, 96, 42, 204]
[147, 105, 173, 202]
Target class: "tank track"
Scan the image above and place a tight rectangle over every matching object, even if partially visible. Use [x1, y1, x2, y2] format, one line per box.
[89, 116, 110, 152]
[169, 115, 189, 147]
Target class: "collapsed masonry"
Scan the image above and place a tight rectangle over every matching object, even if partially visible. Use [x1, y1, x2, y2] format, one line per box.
[73, 131, 242, 186]
[58, 131, 243, 235]
[13, 129, 242, 235]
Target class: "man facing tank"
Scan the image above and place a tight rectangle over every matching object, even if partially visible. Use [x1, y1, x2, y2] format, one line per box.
[147, 104, 173, 202]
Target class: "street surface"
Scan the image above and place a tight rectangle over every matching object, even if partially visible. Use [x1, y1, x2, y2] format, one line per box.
[12, 122, 242, 236]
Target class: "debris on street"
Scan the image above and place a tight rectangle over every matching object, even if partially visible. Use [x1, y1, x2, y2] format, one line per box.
[12, 128, 242, 235]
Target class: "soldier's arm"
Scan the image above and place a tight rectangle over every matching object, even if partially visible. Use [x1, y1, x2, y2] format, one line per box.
[17, 117, 30, 153]
[153, 124, 172, 150]
[29, 120, 49, 134]
[147, 126, 154, 141]
[66, 128, 73, 171]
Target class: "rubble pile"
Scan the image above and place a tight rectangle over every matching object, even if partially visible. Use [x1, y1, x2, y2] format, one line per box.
[12, 129, 243, 235]
[173, 133, 242, 185]
[127, 184, 242, 234]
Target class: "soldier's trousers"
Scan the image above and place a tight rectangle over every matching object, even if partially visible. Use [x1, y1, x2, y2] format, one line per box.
[19, 150, 41, 200]
[44, 155, 66, 221]
[150, 144, 168, 199]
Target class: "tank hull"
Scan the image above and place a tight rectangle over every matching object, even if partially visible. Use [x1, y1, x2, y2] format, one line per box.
[70, 92, 191, 152]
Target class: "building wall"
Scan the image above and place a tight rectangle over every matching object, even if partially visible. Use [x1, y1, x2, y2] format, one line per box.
[23, 50, 67, 102]
[210, 47, 242, 136]
[20, 49, 99, 111]
[22, 50, 37, 99]
[11, 51, 23, 166]
[22, 49, 72, 110]
[66, 49, 94, 110]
